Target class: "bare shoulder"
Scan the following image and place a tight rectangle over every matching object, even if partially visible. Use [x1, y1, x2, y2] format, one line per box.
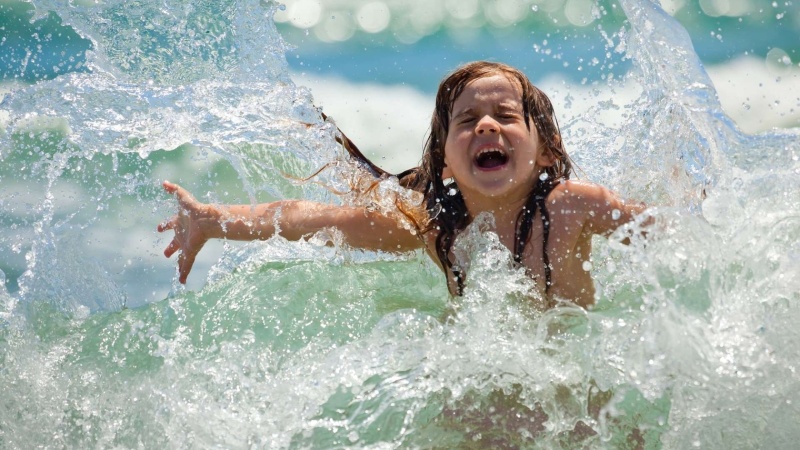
[548, 179, 616, 208]
[549, 179, 646, 236]
[550, 179, 608, 197]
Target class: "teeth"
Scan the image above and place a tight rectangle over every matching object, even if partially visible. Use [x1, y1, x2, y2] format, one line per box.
[474, 146, 509, 169]
[477, 147, 506, 157]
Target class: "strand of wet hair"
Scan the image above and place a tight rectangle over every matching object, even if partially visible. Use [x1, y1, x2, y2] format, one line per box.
[538, 185, 552, 291]
[514, 178, 556, 292]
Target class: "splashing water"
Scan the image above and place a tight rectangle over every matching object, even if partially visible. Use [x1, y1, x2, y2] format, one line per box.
[1, 0, 799, 448]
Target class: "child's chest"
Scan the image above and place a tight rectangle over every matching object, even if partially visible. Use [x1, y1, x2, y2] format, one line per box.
[518, 207, 595, 306]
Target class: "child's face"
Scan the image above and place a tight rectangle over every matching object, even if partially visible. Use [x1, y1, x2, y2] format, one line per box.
[443, 74, 552, 204]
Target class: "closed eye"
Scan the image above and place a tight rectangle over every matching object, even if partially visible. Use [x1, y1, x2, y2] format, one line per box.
[456, 116, 476, 125]
[497, 110, 522, 120]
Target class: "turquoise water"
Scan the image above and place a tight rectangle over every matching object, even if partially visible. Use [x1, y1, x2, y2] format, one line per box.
[1, 0, 800, 448]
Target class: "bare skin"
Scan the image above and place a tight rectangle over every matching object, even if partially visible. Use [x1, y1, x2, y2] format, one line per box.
[158, 75, 645, 307]
[157, 181, 423, 284]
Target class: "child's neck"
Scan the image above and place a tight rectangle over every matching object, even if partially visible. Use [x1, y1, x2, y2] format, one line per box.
[464, 194, 528, 246]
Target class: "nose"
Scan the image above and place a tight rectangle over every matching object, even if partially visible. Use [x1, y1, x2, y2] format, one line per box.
[475, 115, 499, 135]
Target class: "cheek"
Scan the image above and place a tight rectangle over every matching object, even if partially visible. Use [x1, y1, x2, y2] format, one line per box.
[445, 129, 468, 152]
[514, 126, 535, 144]
[443, 142, 465, 168]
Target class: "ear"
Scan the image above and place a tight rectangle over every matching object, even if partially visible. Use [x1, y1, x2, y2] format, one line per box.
[536, 146, 557, 168]
[536, 135, 560, 167]
[442, 165, 453, 180]
[442, 154, 453, 180]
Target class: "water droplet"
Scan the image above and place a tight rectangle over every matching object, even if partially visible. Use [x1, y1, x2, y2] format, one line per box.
[582, 261, 593, 271]
[611, 209, 621, 220]
[348, 431, 359, 443]
[531, 5, 538, 12]
[539, 172, 549, 181]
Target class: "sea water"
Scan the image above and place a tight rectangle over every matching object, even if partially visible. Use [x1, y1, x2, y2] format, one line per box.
[1, 0, 799, 448]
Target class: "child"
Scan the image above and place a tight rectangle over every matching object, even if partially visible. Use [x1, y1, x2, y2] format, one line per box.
[158, 61, 645, 309]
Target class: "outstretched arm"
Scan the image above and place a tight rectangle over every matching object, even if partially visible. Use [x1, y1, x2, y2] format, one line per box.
[157, 181, 424, 283]
[583, 183, 647, 238]
[587, 185, 649, 244]
[556, 180, 648, 239]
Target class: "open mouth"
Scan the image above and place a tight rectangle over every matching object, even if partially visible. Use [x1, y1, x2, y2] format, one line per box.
[474, 148, 509, 170]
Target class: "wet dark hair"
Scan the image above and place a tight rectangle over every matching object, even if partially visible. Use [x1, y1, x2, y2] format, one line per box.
[336, 61, 572, 294]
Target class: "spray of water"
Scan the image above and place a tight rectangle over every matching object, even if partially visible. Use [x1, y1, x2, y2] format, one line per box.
[1, 0, 799, 448]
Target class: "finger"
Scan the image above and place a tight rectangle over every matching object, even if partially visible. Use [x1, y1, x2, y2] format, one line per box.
[163, 238, 181, 258]
[177, 248, 198, 284]
[167, 183, 199, 210]
[162, 180, 179, 194]
[157, 216, 177, 232]
[164, 180, 198, 209]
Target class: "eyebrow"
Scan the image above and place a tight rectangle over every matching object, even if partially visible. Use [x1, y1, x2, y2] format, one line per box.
[451, 107, 475, 120]
[451, 102, 523, 120]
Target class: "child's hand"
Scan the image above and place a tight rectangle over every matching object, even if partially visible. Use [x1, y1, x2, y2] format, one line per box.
[157, 180, 221, 284]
